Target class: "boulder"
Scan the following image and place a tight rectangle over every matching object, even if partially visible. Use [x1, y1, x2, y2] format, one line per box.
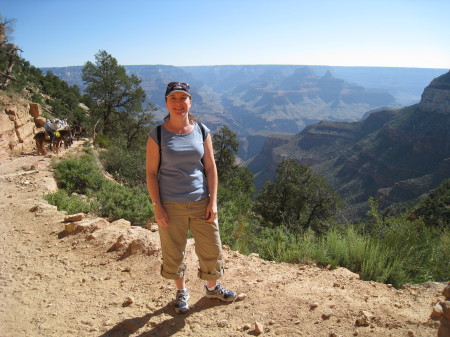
[110, 226, 160, 258]
[86, 219, 132, 246]
[29, 102, 41, 118]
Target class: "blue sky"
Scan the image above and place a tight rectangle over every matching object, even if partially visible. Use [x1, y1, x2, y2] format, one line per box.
[2, 0, 450, 69]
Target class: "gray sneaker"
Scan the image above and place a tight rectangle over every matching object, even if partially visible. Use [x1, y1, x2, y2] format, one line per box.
[205, 283, 237, 302]
[174, 289, 190, 314]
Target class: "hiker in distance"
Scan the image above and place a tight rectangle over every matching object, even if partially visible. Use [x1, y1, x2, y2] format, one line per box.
[146, 82, 237, 313]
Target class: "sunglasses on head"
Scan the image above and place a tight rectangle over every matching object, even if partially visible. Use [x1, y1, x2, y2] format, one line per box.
[167, 82, 190, 91]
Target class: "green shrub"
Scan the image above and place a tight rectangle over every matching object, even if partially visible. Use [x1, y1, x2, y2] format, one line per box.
[31, 93, 44, 105]
[95, 181, 152, 224]
[412, 179, 450, 229]
[225, 216, 447, 288]
[100, 145, 146, 187]
[49, 153, 152, 225]
[359, 242, 406, 285]
[253, 226, 298, 261]
[94, 134, 111, 148]
[44, 189, 98, 214]
[432, 230, 450, 281]
[52, 155, 103, 194]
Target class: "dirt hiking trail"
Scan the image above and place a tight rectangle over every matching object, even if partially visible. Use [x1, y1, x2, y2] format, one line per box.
[0, 141, 445, 337]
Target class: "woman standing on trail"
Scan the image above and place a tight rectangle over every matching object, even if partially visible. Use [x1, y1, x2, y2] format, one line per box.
[145, 82, 236, 314]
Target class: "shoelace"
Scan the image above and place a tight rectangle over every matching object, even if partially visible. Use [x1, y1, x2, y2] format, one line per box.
[215, 284, 226, 295]
[176, 291, 189, 304]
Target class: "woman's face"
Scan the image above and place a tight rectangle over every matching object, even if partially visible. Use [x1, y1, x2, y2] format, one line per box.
[166, 92, 192, 117]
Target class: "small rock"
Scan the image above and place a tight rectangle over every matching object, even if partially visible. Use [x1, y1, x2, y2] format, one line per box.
[355, 310, 374, 326]
[254, 321, 264, 334]
[310, 302, 319, 310]
[322, 309, 333, 320]
[241, 323, 251, 331]
[217, 319, 228, 328]
[123, 296, 135, 306]
[237, 293, 247, 301]
[143, 222, 158, 232]
[64, 213, 84, 222]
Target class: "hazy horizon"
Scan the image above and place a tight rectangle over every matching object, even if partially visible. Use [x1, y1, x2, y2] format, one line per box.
[2, 0, 449, 69]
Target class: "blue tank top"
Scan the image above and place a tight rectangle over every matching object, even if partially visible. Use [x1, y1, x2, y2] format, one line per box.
[149, 122, 210, 202]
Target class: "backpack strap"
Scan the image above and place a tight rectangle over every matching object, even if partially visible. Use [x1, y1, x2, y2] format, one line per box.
[198, 122, 207, 167]
[157, 124, 162, 150]
[157, 125, 162, 172]
[156, 123, 207, 171]
[198, 122, 207, 141]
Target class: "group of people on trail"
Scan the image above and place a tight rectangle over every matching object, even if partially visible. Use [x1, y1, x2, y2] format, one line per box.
[146, 82, 237, 314]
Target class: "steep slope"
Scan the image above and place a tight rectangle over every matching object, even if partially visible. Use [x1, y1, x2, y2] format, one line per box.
[253, 71, 450, 217]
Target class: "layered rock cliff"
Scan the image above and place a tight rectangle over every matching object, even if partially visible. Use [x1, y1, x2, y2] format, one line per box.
[418, 71, 450, 114]
[0, 93, 44, 158]
[247, 70, 450, 217]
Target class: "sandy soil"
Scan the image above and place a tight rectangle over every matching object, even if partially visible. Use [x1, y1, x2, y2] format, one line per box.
[0, 141, 445, 337]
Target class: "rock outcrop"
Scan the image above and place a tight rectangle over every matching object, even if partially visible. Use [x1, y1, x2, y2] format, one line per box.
[59, 213, 161, 259]
[0, 93, 45, 158]
[418, 71, 450, 114]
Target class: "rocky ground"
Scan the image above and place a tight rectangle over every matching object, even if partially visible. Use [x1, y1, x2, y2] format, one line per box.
[0, 141, 446, 337]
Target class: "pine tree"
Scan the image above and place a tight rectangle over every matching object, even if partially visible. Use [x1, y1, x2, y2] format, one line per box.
[81, 50, 147, 138]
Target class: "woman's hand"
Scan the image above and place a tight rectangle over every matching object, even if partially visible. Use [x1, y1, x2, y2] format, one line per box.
[154, 204, 169, 227]
[205, 200, 218, 223]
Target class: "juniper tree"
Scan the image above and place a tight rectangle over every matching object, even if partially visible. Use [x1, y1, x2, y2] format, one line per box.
[254, 158, 341, 233]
